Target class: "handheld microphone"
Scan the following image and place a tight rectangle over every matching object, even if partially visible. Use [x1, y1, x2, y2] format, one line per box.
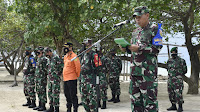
[114, 20, 130, 28]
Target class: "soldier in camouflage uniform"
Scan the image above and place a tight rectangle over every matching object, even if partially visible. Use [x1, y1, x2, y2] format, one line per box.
[97, 48, 110, 109]
[22, 47, 36, 108]
[44, 47, 63, 112]
[80, 38, 101, 112]
[166, 47, 187, 112]
[108, 48, 122, 103]
[120, 6, 162, 112]
[33, 46, 48, 111]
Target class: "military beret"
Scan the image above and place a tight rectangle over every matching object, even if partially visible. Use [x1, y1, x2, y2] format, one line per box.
[63, 42, 73, 48]
[133, 6, 149, 17]
[37, 46, 44, 51]
[82, 38, 92, 44]
[25, 47, 32, 51]
[170, 47, 178, 53]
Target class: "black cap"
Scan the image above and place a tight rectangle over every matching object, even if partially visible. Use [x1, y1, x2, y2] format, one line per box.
[63, 42, 73, 47]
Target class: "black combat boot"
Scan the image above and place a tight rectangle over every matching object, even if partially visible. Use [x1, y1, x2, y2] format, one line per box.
[67, 104, 72, 112]
[54, 106, 59, 112]
[73, 108, 78, 112]
[177, 103, 183, 112]
[37, 102, 46, 111]
[33, 101, 41, 110]
[44, 105, 54, 112]
[28, 100, 36, 108]
[98, 100, 101, 107]
[167, 103, 177, 111]
[22, 98, 31, 106]
[114, 95, 120, 103]
[101, 101, 106, 109]
[108, 93, 115, 102]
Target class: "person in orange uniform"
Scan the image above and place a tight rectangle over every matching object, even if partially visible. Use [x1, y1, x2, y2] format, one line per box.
[63, 42, 81, 112]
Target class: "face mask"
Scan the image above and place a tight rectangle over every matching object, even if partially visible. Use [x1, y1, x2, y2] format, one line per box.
[111, 53, 115, 56]
[46, 55, 50, 58]
[171, 54, 177, 58]
[36, 52, 40, 56]
[25, 51, 30, 56]
[64, 48, 70, 54]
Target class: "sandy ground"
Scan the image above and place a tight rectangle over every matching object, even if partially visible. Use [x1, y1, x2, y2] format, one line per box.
[0, 67, 200, 112]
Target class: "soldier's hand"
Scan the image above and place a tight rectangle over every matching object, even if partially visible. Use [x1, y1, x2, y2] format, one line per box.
[119, 45, 126, 52]
[128, 44, 139, 52]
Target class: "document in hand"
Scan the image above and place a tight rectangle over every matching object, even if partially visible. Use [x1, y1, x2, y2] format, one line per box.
[114, 38, 131, 48]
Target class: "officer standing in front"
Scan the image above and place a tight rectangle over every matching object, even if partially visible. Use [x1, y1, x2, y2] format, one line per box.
[120, 6, 162, 112]
[22, 47, 36, 108]
[80, 38, 101, 112]
[63, 42, 81, 112]
[44, 47, 63, 112]
[166, 47, 187, 112]
[33, 46, 48, 111]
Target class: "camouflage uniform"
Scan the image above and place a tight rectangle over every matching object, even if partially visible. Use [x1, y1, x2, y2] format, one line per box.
[99, 55, 110, 102]
[80, 50, 99, 112]
[23, 55, 36, 100]
[129, 6, 163, 112]
[35, 55, 48, 104]
[47, 53, 63, 107]
[167, 50, 187, 105]
[109, 56, 122, 96]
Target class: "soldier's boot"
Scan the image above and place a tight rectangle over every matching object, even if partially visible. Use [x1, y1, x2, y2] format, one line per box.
[177, 103, 183, 112]
[22, 98, 31, 106]
[73, 108, 78, 112]
[108, 93, 115, 102]
[98, 100, 101, 107]
[37, 102, 46, 111]
[78, 102, 82, 106]
[54, 106, 59, 112]
[67, 104, 72, 112]
[101, 101, 106, 109]
[28, 100, 36, 108]
[33, 101, 41, 110]
[167, 103, 177, 111]
[44, 105, 54, 112]
[114, 95, 120, 103]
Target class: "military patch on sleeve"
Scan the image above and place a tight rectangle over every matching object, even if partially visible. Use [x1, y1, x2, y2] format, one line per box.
[152, 23, 163, 46]
[94, 54, 102, 67]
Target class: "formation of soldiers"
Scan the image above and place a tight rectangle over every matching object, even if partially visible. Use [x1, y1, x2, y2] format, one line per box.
[22, 5, 187, 112]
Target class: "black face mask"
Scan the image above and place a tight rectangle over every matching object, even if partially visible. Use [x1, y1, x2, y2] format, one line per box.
[25, 51, 30, 56]
[111, 53, 115, 56]
[36, 52, 40, 56]
[64, 48, 70, 54]
[46, 55, 50, 58]
[171, 54, 177, 58]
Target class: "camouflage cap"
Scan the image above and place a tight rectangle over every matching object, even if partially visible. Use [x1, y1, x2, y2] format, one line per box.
[25, 47, 32, 51]
[44, 47, 52, 52]
[63, 42, 73, 48]
[37, 46, 44, 51]
[133, 6, 149, 17]
[170, 47, 178, 53]
[82, 38, 92, 44]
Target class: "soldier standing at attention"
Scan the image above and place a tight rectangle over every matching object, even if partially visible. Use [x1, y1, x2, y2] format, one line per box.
[22, 47, 36, 108]
[44, 47, 63, 112]
[107, 48, 122, 103]
[63, 42, 81, 112]
[120, 6, 162, 112]
[166, 47, 187, 112]
[80, 38, 101, 112]
[33, 46, 48, 111]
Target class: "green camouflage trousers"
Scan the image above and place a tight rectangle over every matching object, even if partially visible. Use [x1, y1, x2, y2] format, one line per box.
[27, 74, 36, 100]
[168, 78, 184, 104]
[81, 83, 97, 112]
[99, 72, 108, 101]
[129, 75, 158, 112]
[23, 75, 29, 98]
[109, 74, 120, 95]
[48, 79, 60, 107]
[36, 78, 47, 103]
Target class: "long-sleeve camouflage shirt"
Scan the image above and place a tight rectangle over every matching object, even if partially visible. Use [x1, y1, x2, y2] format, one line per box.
[23, 55, 36, 75]
[35, 55, 48, 79]
[130, 22, 162, 77]
[47, 54, 63, 81]
[167, 56, 187, 79]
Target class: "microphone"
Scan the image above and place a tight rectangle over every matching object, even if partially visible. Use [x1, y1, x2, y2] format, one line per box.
[114, 20, 130, 28]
